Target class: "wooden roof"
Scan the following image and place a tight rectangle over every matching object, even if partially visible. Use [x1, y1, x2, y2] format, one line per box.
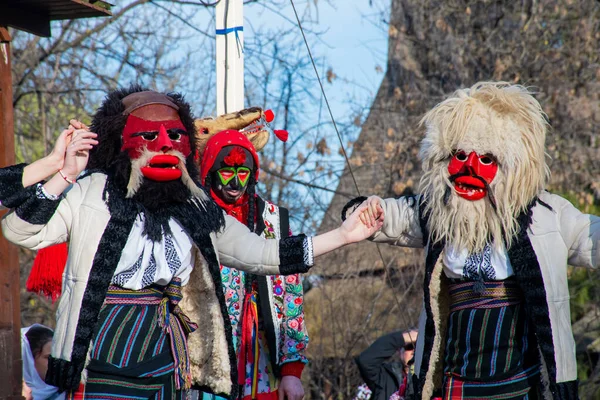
[1, 0, 112, 37]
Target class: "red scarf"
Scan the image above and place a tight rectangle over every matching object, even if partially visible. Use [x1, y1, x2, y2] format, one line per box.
[210, 189, 249, 223]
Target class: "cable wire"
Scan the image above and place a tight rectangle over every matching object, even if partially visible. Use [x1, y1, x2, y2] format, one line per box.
[288, 0, 417, 338]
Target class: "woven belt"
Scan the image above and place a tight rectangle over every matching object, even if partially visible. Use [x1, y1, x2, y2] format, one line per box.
[448, 279, 523, 313]
[105, 278, 197, 389]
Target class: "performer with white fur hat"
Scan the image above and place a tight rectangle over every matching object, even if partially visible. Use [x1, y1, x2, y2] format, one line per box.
[352, 82, 597, 400]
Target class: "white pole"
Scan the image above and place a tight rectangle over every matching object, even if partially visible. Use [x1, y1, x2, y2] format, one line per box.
[216, 0, 244, 115]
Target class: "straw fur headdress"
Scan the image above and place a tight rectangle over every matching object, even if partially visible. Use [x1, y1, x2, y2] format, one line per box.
[195, 107, 288, 156]
[418, 82, 550, 252]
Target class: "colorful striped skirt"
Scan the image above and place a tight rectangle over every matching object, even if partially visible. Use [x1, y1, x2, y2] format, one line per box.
[68, 279, 197, 400]
[443, 279, 541, 400]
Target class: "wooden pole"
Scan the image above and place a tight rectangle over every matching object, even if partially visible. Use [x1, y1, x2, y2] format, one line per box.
[216, 0, 244, 115]
[0, 26, 23, 400]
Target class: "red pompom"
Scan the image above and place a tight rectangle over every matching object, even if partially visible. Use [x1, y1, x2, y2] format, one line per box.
[27, 243, 68, 303]
[224, 147, 247, 166]
[274, 129, 289, 142]
[264, 109, 275, 123]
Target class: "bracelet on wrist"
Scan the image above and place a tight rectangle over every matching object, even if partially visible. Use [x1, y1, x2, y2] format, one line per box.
[35, 184, 61, 201]
[59, 169, 76, 185]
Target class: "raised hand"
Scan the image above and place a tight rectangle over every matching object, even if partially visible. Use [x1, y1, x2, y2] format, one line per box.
[60, 122, 98, 182]
[48, 126, 76, 170]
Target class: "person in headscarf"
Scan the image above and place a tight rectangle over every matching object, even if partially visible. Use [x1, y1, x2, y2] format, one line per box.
[22, 325, 65, 400]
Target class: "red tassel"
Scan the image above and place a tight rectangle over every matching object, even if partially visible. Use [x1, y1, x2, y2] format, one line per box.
[264, 109, 275, 123]
[26, 243, 68, 303]
[274, 129, 288, 142]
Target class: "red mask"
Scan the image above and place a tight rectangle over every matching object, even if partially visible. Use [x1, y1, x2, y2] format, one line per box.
[121, 112, 191, 182]
[447, 150, 498, 201]
[122, 114, 190, 158]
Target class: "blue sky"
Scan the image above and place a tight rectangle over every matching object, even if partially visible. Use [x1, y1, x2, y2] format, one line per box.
[245, 0, 389, 121]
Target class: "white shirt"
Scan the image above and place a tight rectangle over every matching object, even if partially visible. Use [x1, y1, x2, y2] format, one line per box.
[442, 243, 514, 280]
[112, 214, 194, 289]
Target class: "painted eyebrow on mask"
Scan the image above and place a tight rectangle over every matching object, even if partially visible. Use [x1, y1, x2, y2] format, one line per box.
[130, 128, 188, 137]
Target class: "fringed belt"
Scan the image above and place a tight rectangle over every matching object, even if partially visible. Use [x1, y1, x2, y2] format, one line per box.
[448, 279, 523, 313]
[105, 278, 198, 390]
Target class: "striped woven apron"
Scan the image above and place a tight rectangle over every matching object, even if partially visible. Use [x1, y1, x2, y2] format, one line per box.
[69, 278, 197, 400]
[442, 279, 541, 400]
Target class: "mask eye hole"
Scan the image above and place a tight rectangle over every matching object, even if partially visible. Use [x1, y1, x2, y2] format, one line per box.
[217, 168, 235, 185]
[454, 151, 468, 162]
[237, 168, 251, 186]
[169, 132, 181, 141]
[141, 133, 158, 141]
[480, 155, 495, 165]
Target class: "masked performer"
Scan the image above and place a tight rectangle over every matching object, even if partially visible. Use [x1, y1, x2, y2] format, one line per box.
[353, 82, 597, 400]
[195, 129, 307, 400]
[1, 86, 379, 399]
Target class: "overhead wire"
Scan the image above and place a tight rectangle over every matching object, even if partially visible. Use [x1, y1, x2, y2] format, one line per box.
[288, 0, 418, 336]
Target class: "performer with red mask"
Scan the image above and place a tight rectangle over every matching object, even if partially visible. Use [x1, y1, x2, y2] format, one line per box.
[197, 130, 308, 400]
[352, 82, 598, 400]
[0, 86, 381, 399]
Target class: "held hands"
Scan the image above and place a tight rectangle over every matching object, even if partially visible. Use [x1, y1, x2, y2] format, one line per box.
[59, 119, 98, 182]
[339, 196, 384, 244]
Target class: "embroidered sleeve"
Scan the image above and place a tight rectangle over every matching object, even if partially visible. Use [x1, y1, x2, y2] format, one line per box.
[278, 273, 309, 372]
[278, 234, 312, 275]
[0, 163, 36, 209]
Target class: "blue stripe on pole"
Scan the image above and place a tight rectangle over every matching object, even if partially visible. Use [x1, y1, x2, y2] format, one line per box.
[216, 26, 244, 35]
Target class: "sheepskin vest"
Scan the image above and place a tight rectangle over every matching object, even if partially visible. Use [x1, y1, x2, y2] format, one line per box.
[412, 197, 579, 400]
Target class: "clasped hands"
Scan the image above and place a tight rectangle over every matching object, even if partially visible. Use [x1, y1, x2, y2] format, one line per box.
[54, 120, 98, 182]
[338, 196, 385, 244]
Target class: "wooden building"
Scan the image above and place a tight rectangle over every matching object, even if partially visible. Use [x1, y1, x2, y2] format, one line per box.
[0, 1, 111, 397]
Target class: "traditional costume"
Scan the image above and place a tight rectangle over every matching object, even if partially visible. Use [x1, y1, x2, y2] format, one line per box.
[1, 86, 314, 399]
[197, 129, 308, 400]
[345, 82, 597, 399]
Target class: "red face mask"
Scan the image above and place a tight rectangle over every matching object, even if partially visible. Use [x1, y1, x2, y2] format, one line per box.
[447, 150, 498, 201]
[121, 114, 190, 159]
[121, 113, 191, 182]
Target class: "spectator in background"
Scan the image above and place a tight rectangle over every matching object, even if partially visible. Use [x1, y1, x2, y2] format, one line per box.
[355, 329, 418, 400]
[21, 325, 65, 400]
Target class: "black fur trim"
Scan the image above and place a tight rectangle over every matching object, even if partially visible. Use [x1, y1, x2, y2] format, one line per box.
[0, 163, 35, 208]
[415, 240, 444, 399]
[46, 356, 78, 388]
[550, 380, 579, 400]
[255, 196, 266, 236]
[341, 196, 368, 221]
[508, 198, 557, 385]
[537, 198, 553, 212]
[176, 216, 239, 400]
[278, 234, 310, 275]
[15, 189, 61, 225]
